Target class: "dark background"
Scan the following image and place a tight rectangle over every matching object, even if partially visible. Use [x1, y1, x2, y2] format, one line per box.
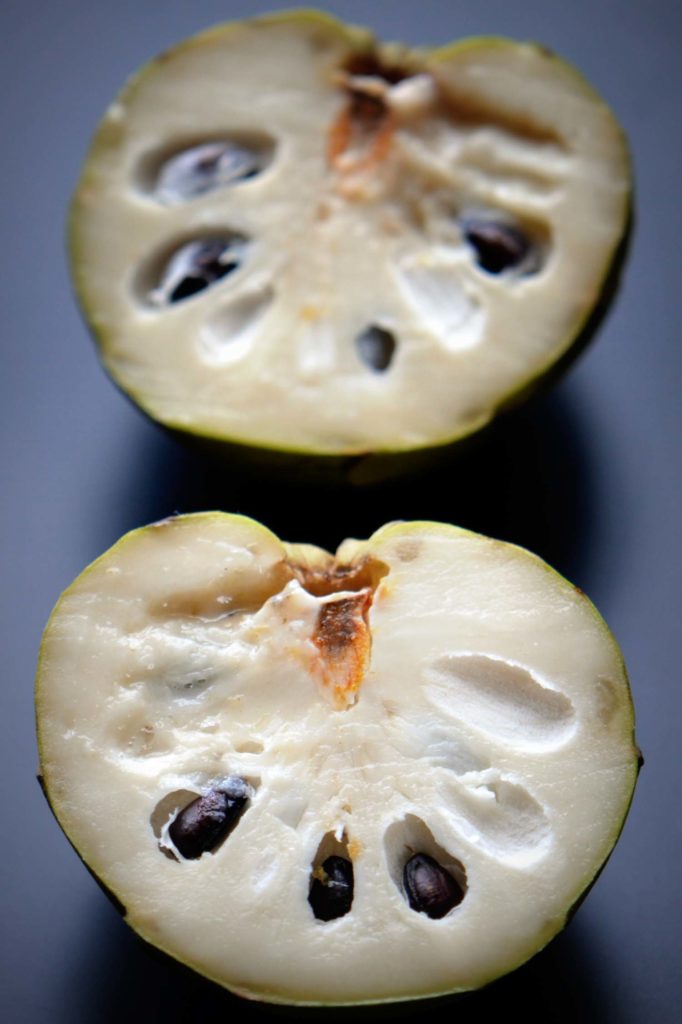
[1, 1, 680, 1020]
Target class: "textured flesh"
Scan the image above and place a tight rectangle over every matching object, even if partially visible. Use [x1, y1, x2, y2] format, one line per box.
[71, 13, 630, 454]
[36, 515, 638, 1004]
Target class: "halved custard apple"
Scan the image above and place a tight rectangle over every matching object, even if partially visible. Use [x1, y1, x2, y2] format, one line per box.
[36, 514, 639, 1004]
[70, 10, 631, 457]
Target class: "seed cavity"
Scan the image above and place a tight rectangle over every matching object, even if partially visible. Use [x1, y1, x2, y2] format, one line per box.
[403, 852, 465, 919]
[355, 325, 396, 371]
[201, 286, 274, 365]
[145, 235, 247, 307]
[308, 830, 354, 921]
[151, 788, 200, 859]
[165, 777, 252, 860]
[385, 814, 467, 915]
[426, 654, 575, 750]
[461, 213, 537, 275]
[439, 776, 551, 865]
[458, 140, 563, 197]
[395, 259, 485, 352]
[137, 134, 275, 202]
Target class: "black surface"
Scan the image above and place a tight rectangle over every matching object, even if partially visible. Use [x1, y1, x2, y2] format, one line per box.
[2, 1, 681, 1021]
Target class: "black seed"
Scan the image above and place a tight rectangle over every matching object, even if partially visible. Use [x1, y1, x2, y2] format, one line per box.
[356, 325, 396, 371]
[308, 855, 354, 921]
[403, 853, 464, 919]
[157, 141, 266, 202]
[169, 275, 209, 303]
[462, 218, 531, 274]
[153, 238, 244, 306]
[168, 778, 250, 859]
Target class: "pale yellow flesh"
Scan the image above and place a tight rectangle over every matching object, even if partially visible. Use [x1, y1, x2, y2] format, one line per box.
[71, 12, 630, 455]
[37, 515, 638, 1004]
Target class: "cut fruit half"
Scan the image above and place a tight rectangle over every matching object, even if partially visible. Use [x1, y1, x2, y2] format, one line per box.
[35, 514, 639, 1005]
[70, 11, 631, 457]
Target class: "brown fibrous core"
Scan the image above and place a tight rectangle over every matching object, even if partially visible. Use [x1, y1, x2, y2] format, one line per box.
[313, 589, 372, 708]
[290, 555, 387, 708]
[327, 54, 411, 174]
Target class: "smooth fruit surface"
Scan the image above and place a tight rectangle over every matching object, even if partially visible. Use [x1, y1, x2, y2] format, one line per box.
[70, 10, 631, 456]
[36, 514, 638, 1004]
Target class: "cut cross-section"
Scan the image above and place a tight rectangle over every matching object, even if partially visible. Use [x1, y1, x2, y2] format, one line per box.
[70, 11, 631, 457]
[36, 514, 639, 1005]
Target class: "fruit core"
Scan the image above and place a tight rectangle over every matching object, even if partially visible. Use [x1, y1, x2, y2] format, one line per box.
[292, 554, 388, 710]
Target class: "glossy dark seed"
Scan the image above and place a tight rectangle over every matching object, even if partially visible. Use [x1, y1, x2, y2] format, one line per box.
[168, 778, 250, 859]
[403, 853, 464, 919]
[356, 325, 396, 371]
[152, 237, 245, 305]
[462, 218, 531, 274]
[308, 855, 354, 921]
[157, 142, 265, 202]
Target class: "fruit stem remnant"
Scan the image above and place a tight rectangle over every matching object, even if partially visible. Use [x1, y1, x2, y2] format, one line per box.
[290, 556, 387, 597]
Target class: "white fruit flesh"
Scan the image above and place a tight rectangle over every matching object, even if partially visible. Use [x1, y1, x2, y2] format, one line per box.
[36, 514, 638, 1004]
[71, 12, 630, 455]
